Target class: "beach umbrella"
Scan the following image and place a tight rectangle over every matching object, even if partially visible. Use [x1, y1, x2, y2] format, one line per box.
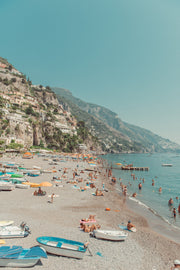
[30, 183, 40, 188]
[40, 181, 52, 187]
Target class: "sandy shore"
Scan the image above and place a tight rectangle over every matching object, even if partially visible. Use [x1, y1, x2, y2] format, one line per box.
[0, 153, 180, 270]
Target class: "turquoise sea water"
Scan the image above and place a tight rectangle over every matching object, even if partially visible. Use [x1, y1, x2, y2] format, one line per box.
[102, 153, 180, 229]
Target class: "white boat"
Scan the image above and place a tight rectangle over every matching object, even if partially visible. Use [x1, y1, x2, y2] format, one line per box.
[91, 229, 128, 241]
[36, 236, 87, 259]
[0, 182, 15, 191]
[15, 184, 29, 189]
[0, 222, 30, 239]
[0, 246, 47, 268]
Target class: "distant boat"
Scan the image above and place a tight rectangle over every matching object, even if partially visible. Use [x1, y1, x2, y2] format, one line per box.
[91, 229, 128, 241]
[0, 245, 47, 268]
[161, 164, 173, 167]
[0, 222, 30, 239]
[36, 236, 88, 259]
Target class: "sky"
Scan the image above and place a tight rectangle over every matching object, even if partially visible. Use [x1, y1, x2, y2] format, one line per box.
[0, 0, 180, 143]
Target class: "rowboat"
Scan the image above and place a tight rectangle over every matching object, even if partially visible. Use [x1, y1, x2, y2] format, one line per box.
[0, 182, 15, 191]
[36, 236, 88, 259]
[0, 245, 47, 268]
[91, 229, 128, 241]
[15, 184, 29, 189]
[0, 222, 30, 239]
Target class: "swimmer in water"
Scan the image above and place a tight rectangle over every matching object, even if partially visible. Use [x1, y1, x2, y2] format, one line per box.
[168, 198, 174, 206]
[172, 208, 176, 220]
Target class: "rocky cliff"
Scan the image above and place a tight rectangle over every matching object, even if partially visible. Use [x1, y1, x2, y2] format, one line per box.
[0, 57, 100, 152]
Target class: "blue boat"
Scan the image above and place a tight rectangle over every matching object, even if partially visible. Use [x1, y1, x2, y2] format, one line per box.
[0, 246, 47, 268]
[36, 236, 88, 259]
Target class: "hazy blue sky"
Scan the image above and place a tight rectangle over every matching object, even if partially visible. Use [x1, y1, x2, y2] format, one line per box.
[0, 0, 180, 143]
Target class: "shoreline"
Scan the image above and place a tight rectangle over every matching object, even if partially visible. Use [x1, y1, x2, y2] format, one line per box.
[0, 153, 179, 269]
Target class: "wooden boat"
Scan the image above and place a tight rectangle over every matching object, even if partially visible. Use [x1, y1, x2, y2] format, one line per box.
[0, 221, 14, 227]
[36, 236, 88, 259]
[0, 245, 47, 268]
[91, 229, 128, 241]
[0, 222, 30, 239]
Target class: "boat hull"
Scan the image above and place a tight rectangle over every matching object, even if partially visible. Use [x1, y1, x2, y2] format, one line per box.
[92, 230, 128, 241]
[39, 243, 85, 259]
[0, 258, 39, 268]
[36, 236, 87, 259]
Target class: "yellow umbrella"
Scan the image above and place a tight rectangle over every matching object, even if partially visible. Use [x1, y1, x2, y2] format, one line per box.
[40, 182, 52, 187]
[30, 183, 40, 188]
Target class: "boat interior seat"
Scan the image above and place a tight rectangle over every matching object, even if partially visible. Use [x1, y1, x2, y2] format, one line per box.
[48, 241, 58, 247]
[60, 243, 79, 250]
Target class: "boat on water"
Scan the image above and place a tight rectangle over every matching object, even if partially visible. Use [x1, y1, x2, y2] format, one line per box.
[0, 222, 30, 239]
[0, 245, 47, 268]
[36, 236, 88, 259]
[91, 229, 128, 241]
[161, 164, 173, 167]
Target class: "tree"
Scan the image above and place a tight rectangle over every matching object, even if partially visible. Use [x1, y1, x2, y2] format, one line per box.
[25, 106, 34, 115]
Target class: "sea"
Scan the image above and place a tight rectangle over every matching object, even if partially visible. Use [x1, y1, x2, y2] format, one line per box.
[101, 152, 180, 229]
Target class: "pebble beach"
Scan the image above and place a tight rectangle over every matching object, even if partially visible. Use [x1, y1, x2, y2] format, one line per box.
[0, 152, 180, 270]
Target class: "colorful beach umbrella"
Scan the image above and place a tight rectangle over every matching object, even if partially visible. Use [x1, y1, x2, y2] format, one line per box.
[40, 182, 52, 187]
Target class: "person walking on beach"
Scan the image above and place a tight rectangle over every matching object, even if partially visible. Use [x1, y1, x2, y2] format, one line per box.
[51, 193, 55, 203]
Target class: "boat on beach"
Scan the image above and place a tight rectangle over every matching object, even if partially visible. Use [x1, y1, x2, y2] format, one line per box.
[36, 236, 88, 259]
[0, 222, 31, 239]
[91, 229, 128, 241]
[0, 182, 15, 191]
[0, 245, 47, 268]
[15, 183, 29, 189]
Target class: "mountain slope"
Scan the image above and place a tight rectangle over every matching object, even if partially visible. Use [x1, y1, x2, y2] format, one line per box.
[0, 57, 100, 153]
[52, 87, 180, 153]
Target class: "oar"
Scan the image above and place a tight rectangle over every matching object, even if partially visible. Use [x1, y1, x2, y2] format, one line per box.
[87, 246, 93, 256]
[84, 242, 93, 257]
